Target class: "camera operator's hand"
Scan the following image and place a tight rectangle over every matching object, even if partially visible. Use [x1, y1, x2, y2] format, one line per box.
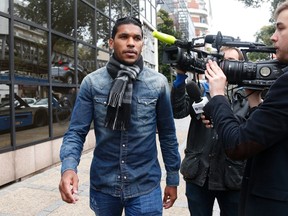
[205, 60, 226, 97]
[201, 114, 213, 129]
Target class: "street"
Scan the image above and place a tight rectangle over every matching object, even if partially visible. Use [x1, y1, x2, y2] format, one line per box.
[0, 117, 220, 216]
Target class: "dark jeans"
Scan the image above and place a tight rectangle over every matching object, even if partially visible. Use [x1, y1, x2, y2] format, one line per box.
[90, 185, 162, 216]
[186, 181, 240, 216]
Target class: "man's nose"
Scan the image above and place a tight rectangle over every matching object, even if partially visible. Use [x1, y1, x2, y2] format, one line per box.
[127, 37, 135, 46]
[270, 32, 277, 43]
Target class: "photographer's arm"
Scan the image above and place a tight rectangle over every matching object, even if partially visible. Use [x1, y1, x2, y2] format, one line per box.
[203, 60, 266, 160]
[205, 60, 226, 97]
[170, 70, 191, 119]
[205, 59, 263, 108]
[200, 60, 226, 128]
[173, 69, 187, 88]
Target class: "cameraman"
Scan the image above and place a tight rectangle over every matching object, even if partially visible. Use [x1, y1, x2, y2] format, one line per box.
[203, 1, 288, 215]
[171, 46, 255, 216]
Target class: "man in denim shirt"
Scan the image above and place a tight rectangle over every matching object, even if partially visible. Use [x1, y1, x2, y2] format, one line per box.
[58, 17, 181, 216]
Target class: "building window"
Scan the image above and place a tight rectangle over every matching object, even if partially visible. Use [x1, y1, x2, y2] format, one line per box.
[96, 12, 110, 51]
[77, 1, 96, 45]
[0, 0, 155, 152]
[51, 0, 75, 37]
[14, 0, 48, 27]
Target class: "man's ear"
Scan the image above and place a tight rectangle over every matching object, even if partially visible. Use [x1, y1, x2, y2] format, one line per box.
[108, 38, 114, 50]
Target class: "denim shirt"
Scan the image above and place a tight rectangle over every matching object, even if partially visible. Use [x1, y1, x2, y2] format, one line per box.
[60, 66, 180, 198]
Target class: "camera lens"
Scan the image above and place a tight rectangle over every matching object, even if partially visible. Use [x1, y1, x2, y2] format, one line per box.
[220, 60, 256, 84]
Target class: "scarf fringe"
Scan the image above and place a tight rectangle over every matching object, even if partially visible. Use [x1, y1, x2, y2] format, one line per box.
[107, 92, 121, 107]
[105, 118, 129, 130]
[105, 103, 131, 131]
[107, 79, 126, 107]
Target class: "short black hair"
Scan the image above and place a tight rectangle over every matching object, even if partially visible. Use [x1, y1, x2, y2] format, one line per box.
[111, 16, 143, 39]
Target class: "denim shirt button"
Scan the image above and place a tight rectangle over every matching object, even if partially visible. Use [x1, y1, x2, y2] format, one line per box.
[121, 160, 125, 164]
[124, 176, 127, 179]
[122, 144, 126, 147]
[117, 175, 120, 179]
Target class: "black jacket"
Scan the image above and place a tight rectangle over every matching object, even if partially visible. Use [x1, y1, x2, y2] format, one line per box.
[171, 82, 248, 190]
[203, 67, 288, 215]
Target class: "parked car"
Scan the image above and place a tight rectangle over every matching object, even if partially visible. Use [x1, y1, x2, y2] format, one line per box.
[51, 61, 87, 84]
[14, 97, 37, 107]
[30, 95, 72, 123]
[30, 98, 49, 108]
[20, 97, 37, 105]
[30, 97, 61, 109]
[0, 94, 49, 132]
[0, 94, 73, 133]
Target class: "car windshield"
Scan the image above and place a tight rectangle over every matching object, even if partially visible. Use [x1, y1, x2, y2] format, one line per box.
[34, 98, 48, 105]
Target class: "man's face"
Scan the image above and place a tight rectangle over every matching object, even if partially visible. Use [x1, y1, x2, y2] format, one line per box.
[109, 24, 143, 65]
[270, 9, 288, 63]
[223, 49, 240, 60]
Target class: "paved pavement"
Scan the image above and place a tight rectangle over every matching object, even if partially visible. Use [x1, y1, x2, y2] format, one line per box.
[0, 117, 220, 216]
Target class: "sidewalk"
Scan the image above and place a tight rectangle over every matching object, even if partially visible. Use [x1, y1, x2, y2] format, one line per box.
[0, 117, 220, 216]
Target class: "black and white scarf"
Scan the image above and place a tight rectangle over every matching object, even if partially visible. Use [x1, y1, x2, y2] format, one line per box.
[105, 55, 143, 130]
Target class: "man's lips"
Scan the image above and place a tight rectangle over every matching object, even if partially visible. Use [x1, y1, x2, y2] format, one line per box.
[123, 50, 137, 55]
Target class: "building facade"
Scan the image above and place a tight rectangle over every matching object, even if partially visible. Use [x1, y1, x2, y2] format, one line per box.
[187, 0, 211, 37]
[0, 0, 158, 187]
[159, 0, 196, 41]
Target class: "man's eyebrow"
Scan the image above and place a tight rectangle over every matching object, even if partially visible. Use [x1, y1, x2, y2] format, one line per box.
[117, 32, 127, 36]
[118, 32, 142, 37]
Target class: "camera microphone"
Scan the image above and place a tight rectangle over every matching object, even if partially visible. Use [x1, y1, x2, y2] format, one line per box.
[205, 33, 264, 48]
[186, 81, 209, 114]
[186, 81, 202, 103]
[152, 30, 176, 45]
[152, 30, 188, 47]
[204, 34, 236, 44]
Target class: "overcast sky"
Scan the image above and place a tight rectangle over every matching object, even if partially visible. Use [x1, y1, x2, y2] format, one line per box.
[209, 0, 272, 42]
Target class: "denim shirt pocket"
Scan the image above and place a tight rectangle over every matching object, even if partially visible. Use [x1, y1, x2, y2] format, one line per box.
[137, 97, 157, 124]
[93, 96, 108, 125]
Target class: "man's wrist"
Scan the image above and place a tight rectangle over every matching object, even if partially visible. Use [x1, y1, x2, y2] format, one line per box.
[166, 171, 180, 186]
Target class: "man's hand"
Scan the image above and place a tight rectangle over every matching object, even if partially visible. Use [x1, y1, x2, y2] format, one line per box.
[205, 60, 226, 97]
[201, 114, 213, 129]
[163, 186, 177, 209]
[59, 170, 79, 204]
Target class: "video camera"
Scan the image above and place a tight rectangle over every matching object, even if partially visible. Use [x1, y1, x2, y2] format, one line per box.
[152, 31, 286, 89]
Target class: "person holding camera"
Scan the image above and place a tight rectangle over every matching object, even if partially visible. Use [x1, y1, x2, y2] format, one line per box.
[171, 46, 254, 216]
[203, 1, 288, 215]
[58, 16, 181, 216]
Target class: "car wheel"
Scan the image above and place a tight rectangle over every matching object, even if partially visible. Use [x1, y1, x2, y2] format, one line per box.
[33, 109, 48, 127]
